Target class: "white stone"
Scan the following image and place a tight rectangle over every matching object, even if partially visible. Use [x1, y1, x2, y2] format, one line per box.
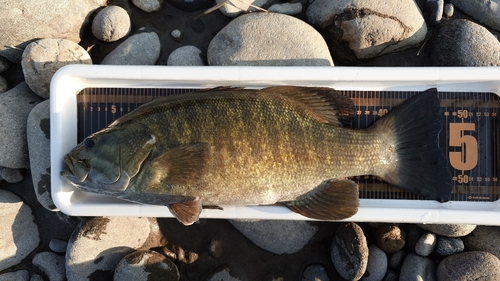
[92, 6, 131, 42]
[101, 31, 161, 65]
[132, 0, 163, 12]
[268, 3, 302, 15]
[167, 45, 204, 66]
[215, 0, 269, 18]
[449, 0, 500, 31]
[32, 251, 66, 281]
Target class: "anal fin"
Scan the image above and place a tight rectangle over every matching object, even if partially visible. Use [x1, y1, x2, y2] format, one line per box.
[168, 198, 203, 226]
[282, 179, 359, 220]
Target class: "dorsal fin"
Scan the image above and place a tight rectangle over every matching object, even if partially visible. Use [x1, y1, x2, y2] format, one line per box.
[261, 86, 355, 126]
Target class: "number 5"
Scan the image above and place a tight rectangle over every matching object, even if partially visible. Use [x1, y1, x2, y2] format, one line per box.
[449, 123, 478, 171]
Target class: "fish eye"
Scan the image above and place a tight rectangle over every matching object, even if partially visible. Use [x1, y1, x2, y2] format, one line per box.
[85, 139, 95, 149]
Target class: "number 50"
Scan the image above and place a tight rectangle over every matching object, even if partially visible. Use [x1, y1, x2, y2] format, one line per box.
[449, 123, 478, 171]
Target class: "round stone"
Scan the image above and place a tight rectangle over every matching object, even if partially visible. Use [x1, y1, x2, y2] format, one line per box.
[437, 251, 500, 281]
[167, 45, 204, 66]
[114, 250, 179, 281]
[331, 222, 368, 281]
[443, 3, 454, 18]
[21, 38, 92, 98]
[49, 238, 68, 254]
[268, 3, 302, 15]
[388, 250, 404, 269]
[375, 224, 406, 254]
[417, 223, 476, 237]
[101, 31, 161, 65]
[92, 6, 131, 42]
[32, 251, 65, 281]
[132, 0, 163, 12]
[361, 245, 387, 281]
[424, 0, 444, 26]
[302, 264, 329, 281]
[215, 0, 268, 18]
[415, 232, 437, 257]
[399, 254, 436, 281]
[463, 226, 500, 260]
[435, 237, 464, 256]
[0, 167, 24, 183]
[0, 76, 8, 93]
[449, 0, 500, 30]
[0, 270, 29, 281]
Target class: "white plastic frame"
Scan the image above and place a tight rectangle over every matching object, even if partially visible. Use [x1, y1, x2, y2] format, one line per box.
[51, 65, 500, 225]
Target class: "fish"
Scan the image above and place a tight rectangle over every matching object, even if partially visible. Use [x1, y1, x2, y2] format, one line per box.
[61, 86, 452, 225]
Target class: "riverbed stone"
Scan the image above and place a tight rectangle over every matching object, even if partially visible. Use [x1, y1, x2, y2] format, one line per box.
[114, 250, 180, 281]
[399, 254, 436, 281]
[132, 0, 164, 12]
[49, 238, 69, 254]
[92, 6, 131, 42]
[463, 226, 500, 260]
[437, 251, 500, 281]
[417, 223, 476, 237]
[0, 167, 24, 183]
[376, 224, 406, 254]
[32, 251, 66, 281]
[0, 270, 29, 281]
[0, 76, 8, 93]
[449, 0, 500, 31]
[362, 245, 387, 281]
[268, 3, 302, 15]
[215, 0, 269, 18]
[101, 31, 161, 65]
[415, 232, 437, 257]
[167, 45, 204, 66]
[435, 237, 464, 256]
[331, 222, 368, 281]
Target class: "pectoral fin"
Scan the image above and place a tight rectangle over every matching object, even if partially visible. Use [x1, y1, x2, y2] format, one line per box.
[282, 179, 359, 220]
[168, 198, 203, 226]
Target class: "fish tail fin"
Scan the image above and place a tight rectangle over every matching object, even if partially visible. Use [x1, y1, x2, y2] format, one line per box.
[374, 88, 452, 202]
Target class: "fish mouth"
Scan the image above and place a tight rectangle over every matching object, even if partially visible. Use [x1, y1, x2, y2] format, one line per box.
[63, 154, 89, 182]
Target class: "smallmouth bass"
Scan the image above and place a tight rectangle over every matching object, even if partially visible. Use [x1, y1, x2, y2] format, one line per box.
[61, 86, 452, 225]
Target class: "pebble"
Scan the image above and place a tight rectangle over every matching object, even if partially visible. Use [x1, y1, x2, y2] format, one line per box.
[208, 268, 242, 281]
[383, 269, 398, 281]
[170, 29, 183, 42]
[399, 254, 436, 281]
[375, 225, 406, 254]
[417, 223, 476, 237]
[330, 223, 368, 281]
[268, 3, 302, 15]
[209, 239, 222, 258]
[463, 226, 500, 259]
[435, 237, 464, 256]
[167, 0, 213, 12]
[0, 167, 24, 183]
[66, 217, 163, 281]
[0, 0, 106, 62]
[215, 0, 269, 18]
[306, 0, 427, 62]
[49, 238, 69, 254]
[27, 100, 56, 210]
[132, 0, 163, 12]
[415, 232, 437, 257]
[437, 251, 500, 280]
[0, 189, 40, 271]
[21, 38, 92, 99]
[302, 264, 329, 281]
[388, 250, 404, 269]
[92, 6, 131, 42]
[0, 270, 29, 281]
[101, 31, 161, 65]
[0, 56, 10, 73]
[405, 224, 425, 249]
[167, 45, 204, 66]
[362, 245, 387, 281]
[443, 3, 454, 18]
[424, 0, 444, 26]
[0, 76, 7, 93]
[114, 250, 180, 281]
[208, 12, 333, 66]
[29, 274, 44, 281]
[449, 0, 500, 31]
[32, 251, 65, 281]
[229, 220, 317, 254]
[0, 82, 43, 168]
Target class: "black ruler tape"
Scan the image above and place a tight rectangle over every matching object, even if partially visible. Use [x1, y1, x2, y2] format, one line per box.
[77, 88, 500, 202]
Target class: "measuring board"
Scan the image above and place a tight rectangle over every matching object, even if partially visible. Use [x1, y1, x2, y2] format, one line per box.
[76, 88, 500, 203]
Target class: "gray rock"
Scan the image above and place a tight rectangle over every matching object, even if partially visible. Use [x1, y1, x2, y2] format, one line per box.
[208, 12, 333, 66]
[302, 264, 329, 281]
[399, 254, 436, 281]
[66, 217, 163, 281]
[27, 100, 57, 211]
[382, 269, 398, 281]
[30, 274, 44, 281]
[0, 270, 29, 281]
[0, 82, 43, 168]
[0, 56, 9, 73]
[0, 0, 107, 62]
[268, 3, 302, 15]
[49, 238, 69, 254]
[443, 3, 454, 18]
[0, 167, 24, 183]
[0, 189, 40, 271]
[170, 29, 183, 42]
[208, 268, 242, 281]
[388, 250, 404, 269]
[32, 251, 66, 281]
[417, 223, 476, 237]
[437, 251, 500, 281]
[435, 237, 463, 256]
[449, 0, 500, 31]
[101, 31, 161, 65]
[375, 224, 406, 254]
[167, 0, 213, 12]
[405, 224, 425, 249]
[331, 223, 368, 281]
[229, 220, 317, 254]
[306, 0, 427, 62]
[0, 76, 8, 93]
[424, 0, 444, 26]
[167, 45, 204, 66]
[114, 250, 179, 281]
[132, 0, 163, 12]
[415, 232, 437, 257]
[92, 6, 131, 42]
[22, 38, 92, 99]
[428, 19, 500, 66]
[362, 245, 387, 281]
[463, 226, 500, 260]
[215, 0, 269, 18]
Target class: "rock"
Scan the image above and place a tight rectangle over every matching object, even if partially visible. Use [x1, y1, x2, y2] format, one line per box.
[424, 0, 444, 26]
[463, 226, 500, 260]
[435, 237, 464, 256]
[170, 29, 183, 42]
[167, 0, 213, 12]
[208, 268, 242, 281]
[215, 0, 269, 18]
[167, 45, 204, 66]
[383, 269, 398, 281]
[375, 225, 406, 254]
[443, 3, 454, 18]
[0, 82, 43, 168]
[0, 270, 29, 281]
[49, 238, 69, 254]
[362, 245, 387, 281]
[405, 224, 425, 249]
[92, 6, 131, 42]
[306, 0, 427, 63]
[331, 222, 368, 281]
[0, 189, 40, 271]
[388, 250, 404, 269]
[437, 251, 500, 281]
[302, 264, 329, 281]
[101, 31, 161, 65]
[27, 100, 57, 211]
[30, 275, 44, 281]
[415, 232, 437, 257]
[209, 239, 222, 258]
[208, 12, 333, 66]
[0, 0, 107, 62]
[428, 19, 500, 66]
[417, 223, 476, 237]
[21, 38, 92, 99]
[449, 0, 500, 31]
[0, 76, 8, 93]
[32, 251, 66, 281]
[229, 220, 317, 254]
[268, 3, 302, 15]
[0, 56, 9, 73]
[399, 254, 436, 281]
[0, 167, 24, 183]
[114, 250, 180, 281]
[66, 217, 163, 281]
[132, 0, 163, 12]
